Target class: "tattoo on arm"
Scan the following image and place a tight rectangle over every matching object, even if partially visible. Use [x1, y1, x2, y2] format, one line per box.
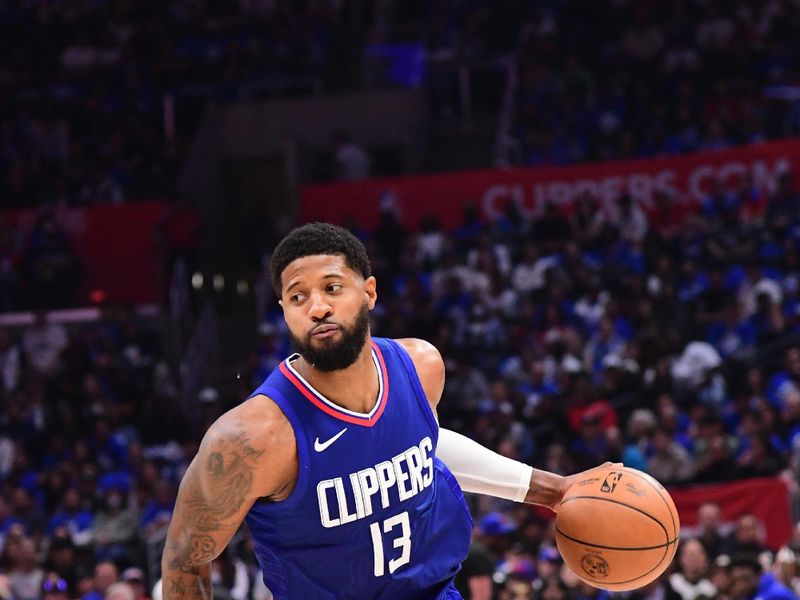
[183, 424, 265, 531]
[166, 580, 188, 598]
[168, 534, 218, 573]
[165, 574, 213, 600]
[230, 430, 265, 460]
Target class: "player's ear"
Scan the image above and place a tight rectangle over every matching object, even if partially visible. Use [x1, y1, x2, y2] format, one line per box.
[364, 276, 377, 310]
[278, 298, 287, 321]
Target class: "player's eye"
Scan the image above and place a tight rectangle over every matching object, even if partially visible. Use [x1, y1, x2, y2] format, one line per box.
[327, 283, 342, 293]
[290, 292, 305, 303]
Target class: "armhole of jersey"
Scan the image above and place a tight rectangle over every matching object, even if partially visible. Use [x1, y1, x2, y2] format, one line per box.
[250, 386, 310, 510]
[383, 338, 440, 439]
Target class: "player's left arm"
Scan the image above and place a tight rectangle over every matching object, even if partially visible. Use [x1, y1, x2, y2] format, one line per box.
[396, 338, 613, 512]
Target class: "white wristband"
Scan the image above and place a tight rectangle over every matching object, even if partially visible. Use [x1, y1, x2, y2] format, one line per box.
[437, 428, 533, 503]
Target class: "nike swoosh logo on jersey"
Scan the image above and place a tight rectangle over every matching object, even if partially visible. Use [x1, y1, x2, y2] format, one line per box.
[314, 428, 348, 452]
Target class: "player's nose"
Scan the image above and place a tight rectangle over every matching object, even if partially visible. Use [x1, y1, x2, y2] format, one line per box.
[307, 290, 332, 320]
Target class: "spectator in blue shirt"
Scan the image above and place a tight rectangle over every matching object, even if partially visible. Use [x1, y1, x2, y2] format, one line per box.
[46, 489, 93, 547]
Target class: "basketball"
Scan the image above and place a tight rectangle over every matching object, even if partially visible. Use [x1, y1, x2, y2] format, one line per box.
[554, 465, 680, 592]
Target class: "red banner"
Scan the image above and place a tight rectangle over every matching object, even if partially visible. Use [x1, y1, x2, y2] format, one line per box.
[301, 139, 800, 230]
[668, 477, 793, 550]
[8, 201, 168, 305]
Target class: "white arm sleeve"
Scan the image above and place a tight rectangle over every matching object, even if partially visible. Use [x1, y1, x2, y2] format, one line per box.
[437, 428, 533, 503]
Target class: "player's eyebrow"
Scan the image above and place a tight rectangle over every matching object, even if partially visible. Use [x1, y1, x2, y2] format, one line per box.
[285, 272, 344, 293]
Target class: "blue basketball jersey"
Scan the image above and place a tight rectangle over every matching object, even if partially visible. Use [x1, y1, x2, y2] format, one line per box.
[244, 337, 473, 600]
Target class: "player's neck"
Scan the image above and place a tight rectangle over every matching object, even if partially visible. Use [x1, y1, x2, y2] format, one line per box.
[297, 343, 379, 413]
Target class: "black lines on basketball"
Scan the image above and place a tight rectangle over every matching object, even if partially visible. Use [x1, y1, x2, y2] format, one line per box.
[559, 495, 670, 548]
[619, 469, 680, 541]
[554, 524, 677, 552]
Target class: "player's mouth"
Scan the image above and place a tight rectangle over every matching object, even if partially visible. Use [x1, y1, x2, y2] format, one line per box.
[311, 324, 340, 338]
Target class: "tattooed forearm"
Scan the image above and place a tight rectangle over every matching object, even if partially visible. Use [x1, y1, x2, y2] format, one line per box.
[168, 534, 218, 573]
[162, 535, 214, 600]
[165, 576, 212, 600]
[161, 573, 213, 600]
[166, 580, 188, 599]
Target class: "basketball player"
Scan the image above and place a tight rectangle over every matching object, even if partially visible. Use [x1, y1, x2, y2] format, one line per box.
[162, 223, 613, 600]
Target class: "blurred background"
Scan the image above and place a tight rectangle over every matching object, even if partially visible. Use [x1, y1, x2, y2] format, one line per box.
[3, 1, 800, 599]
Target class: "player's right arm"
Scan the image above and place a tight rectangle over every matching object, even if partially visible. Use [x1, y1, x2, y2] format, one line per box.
[161, 396, 296, 600]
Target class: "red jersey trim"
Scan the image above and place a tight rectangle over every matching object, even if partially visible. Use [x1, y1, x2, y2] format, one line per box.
[278, 341, 389, 427]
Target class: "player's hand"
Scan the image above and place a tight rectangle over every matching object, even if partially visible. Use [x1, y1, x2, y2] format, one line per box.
[526, 463, 623, 512]
[554, 462, 623, 511]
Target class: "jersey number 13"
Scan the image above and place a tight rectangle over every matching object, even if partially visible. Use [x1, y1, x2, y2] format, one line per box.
[369, 511, 411, 576]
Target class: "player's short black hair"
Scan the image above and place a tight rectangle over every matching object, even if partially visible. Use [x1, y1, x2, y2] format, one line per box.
[270, 222, 372, 295]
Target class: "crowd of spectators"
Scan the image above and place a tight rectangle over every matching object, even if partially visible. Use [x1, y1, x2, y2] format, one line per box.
[0, 0, 526, 206]
[0, 305, 196, 600]
[0, 0, 380, 208]
[0, 211, 84, 312]
[509, 0, 800, 165]
[2, 1, 173, 208]
[7, 0, 800, 206]
[0, 194, 205, 313]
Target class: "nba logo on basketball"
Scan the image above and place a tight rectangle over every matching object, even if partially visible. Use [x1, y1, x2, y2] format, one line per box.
[581, 553, 610, 578]
[600, 472, 623, 493]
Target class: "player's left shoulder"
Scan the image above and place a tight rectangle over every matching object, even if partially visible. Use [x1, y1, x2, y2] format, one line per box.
[394, 338, 444, 372]
[394, 338, 445, 406]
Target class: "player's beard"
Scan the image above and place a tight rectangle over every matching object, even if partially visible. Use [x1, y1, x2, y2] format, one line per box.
[291, 302, 371, 372]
